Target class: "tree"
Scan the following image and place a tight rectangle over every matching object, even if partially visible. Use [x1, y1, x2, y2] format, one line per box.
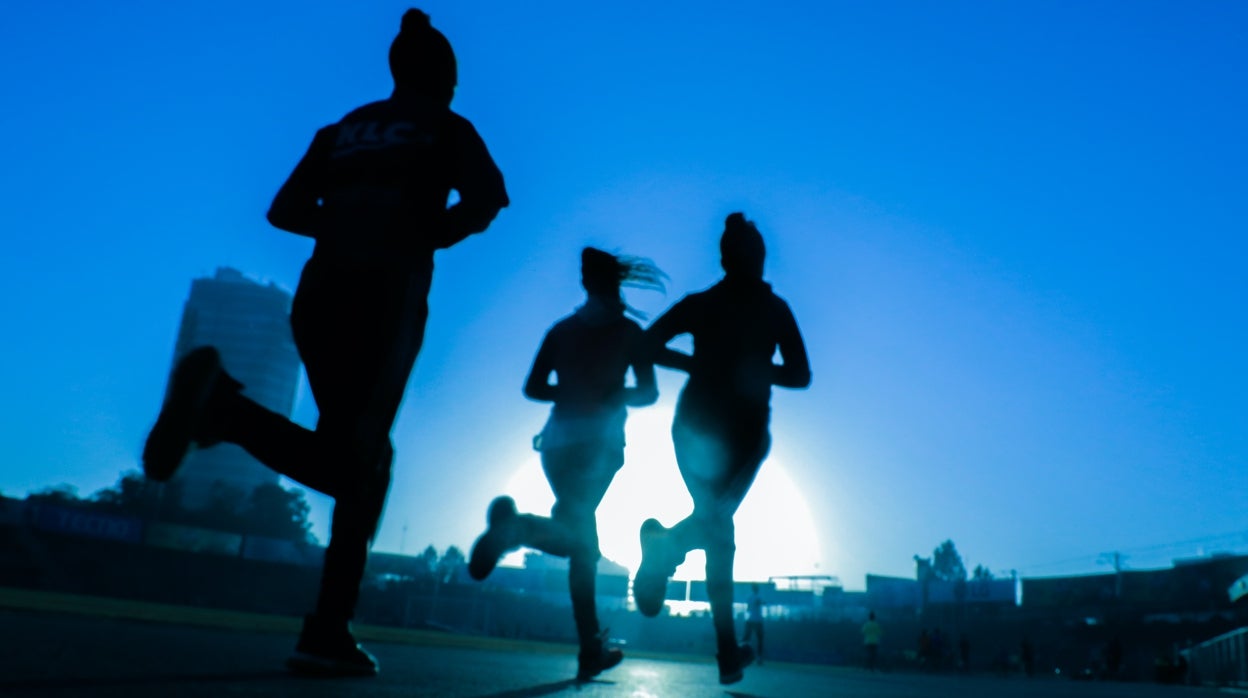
[972, 564, 994, 581]
[931, 539, 967, 582]
[90, 471, 164, 517]
[916, 539, 967, 583]
[416, 545, 439, 578]
[436, 546, 465, 583]
[179, 481, 247, 532]
[243, 483, 315, 543]
[26, 484, 81, 505]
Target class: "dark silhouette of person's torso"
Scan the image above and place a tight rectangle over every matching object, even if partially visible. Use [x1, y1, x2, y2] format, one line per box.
[545, 303, 644, 421]
[673, 277, 792, 423]
[269, 92, 507, 276]
[318, 97, 478, 266]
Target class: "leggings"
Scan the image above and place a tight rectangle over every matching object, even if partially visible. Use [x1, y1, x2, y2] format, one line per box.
[665, 409, 770, 655]
[521, 439, 623, 652]
[215, 255, 430, 623]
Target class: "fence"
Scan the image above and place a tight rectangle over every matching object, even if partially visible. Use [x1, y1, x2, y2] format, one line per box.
[1184, 626, 1248, 688]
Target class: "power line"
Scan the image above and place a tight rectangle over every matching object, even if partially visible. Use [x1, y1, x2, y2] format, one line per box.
[1011, 529, 1248, 577]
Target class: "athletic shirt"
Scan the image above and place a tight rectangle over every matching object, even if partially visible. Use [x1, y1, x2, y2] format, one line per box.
[650, 276, 807, 427]
[862, 619, 883, 645]
[268, 93, 508, 274]
[534, 299, 646, 451]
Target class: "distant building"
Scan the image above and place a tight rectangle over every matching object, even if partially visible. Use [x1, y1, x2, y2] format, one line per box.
[165, 268, 301, 508]
[1021, 554, 1248, 621]
[481, 552, 632, 611]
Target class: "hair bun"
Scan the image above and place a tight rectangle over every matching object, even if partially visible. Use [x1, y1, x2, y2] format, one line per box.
[725, 212, 749, 231]
[400, 8, 432, 33]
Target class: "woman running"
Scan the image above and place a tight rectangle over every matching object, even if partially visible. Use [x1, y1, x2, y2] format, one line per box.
[468, 247, 664, 682]
[633, 212, 811, 685]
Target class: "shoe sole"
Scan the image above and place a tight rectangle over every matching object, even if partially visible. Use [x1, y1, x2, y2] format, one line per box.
[468, 529, 506, 581]
[468, 497, 519, 581]
[633, 519, 671, 617]
[142, 346, 225, 482]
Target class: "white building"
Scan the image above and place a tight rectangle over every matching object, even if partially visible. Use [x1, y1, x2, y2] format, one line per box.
[166, 268, 301, 508]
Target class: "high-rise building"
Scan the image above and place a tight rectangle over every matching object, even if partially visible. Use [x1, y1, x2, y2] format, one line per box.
[166, 267, 302, 509]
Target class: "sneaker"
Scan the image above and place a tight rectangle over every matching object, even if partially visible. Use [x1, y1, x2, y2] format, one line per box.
[286, 615, 378, 677]
[718, 643, 756, 685]
[142, 346, 241, 482]
[577, 631, 624, 682]
[468, 496, 521, 581]
[633, 518, 677, 617]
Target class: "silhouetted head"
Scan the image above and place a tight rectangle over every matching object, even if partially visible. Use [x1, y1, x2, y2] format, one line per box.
[869, 611, 876, 621]
[389, 9, 457, 104]
[752, 583, 760, 593]
[720, 212, 766, 280]
[580, 247, 666, 312]
[581, 248, 622, 300]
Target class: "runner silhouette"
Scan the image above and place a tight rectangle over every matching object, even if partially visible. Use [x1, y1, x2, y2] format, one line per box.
[468, 247, 664, 682]
[142, 8, 508, 677]
[632, 212, 811, 685]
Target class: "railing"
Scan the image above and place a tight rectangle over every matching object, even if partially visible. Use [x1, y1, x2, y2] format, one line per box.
[1184, 626, 1248, 688]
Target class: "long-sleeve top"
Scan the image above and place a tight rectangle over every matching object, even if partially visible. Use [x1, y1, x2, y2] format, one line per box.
[525, 298, 658, 450]
[267, 92, 509, 274]
[645, 276, 810, 426]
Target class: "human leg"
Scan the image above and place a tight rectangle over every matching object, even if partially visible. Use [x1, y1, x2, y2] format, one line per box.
[142, 346, 243, 482]
[674, 412, 770, 684]
[634, 419, 724, 617]
[467, 443, 599, 580]
[286, 261, 430, 675]
[141, 343, 335, 492]
[547, 443, 625, 680]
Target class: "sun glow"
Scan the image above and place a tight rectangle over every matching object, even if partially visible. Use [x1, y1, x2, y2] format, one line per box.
[501, 405, 821, 581]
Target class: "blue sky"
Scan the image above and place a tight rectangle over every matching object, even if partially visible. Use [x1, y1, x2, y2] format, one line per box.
[1, 1, 1245, 589]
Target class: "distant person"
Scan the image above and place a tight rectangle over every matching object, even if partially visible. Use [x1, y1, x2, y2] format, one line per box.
[1105, 635, 1124, 677]
[861, 611, 883, 671]
[917, 629, 931, 671]
[141, 8, 507, 677]
[1020, 637, 1036, 677]
[958, 633, 971, 673]
[632, 212, 812, 685]
[741, 583, 766, 665]
[467, 248, 663, 682]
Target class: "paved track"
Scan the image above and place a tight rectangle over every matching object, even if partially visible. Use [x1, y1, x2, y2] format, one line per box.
[0, 591, 1216, 698]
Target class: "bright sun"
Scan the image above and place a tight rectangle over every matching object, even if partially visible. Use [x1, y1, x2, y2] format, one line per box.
[501, 405, 822, 581]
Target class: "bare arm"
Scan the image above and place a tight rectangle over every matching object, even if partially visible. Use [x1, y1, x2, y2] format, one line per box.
[771, 301, 812, 389]
[522, 333, 559, 403]
[653, 347, 693, 373]
[266, 126, 336, 237]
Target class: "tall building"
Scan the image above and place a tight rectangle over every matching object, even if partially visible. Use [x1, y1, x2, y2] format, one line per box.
[166, 267, 302, 509]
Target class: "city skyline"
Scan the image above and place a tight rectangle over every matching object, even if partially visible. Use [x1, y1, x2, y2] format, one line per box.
[1, 1, 1246, 590]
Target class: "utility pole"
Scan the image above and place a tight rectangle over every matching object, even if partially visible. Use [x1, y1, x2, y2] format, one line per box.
[1099, 552, 1125, 598]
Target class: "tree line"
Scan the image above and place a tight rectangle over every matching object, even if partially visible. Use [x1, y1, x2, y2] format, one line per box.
[24, 471, 317, 545]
